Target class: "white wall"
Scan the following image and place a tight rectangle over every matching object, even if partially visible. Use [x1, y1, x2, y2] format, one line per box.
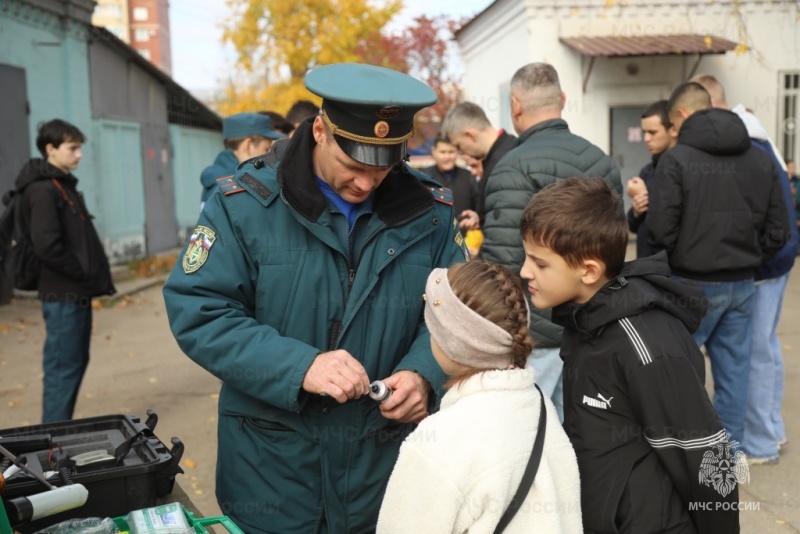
[457, 0, 800, 154]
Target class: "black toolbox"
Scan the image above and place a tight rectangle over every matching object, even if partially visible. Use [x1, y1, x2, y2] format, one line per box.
[0, 410, 184, 532]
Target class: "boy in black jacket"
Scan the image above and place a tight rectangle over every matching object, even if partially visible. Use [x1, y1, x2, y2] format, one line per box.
[519, 177, 741, 533]
[16, 119, 116, 423]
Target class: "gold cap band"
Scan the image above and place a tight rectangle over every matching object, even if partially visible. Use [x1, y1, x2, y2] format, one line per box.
[321, 109, 415, 146]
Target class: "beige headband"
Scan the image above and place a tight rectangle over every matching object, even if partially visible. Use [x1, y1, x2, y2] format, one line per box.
[424, 267, 526, 369]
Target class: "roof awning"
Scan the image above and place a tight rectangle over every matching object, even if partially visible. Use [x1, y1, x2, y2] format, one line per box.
[559, 34, 739, 92]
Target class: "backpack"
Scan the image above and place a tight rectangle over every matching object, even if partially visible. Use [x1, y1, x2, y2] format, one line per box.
[0, 187, 41, 290]
[0, 178, 73, 291]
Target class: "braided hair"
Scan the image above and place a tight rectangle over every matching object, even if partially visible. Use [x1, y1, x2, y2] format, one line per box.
[444, 260, 534, 388]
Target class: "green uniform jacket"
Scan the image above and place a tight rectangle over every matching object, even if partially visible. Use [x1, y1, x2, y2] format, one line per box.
[163, 122, 468, 533]
[481, 118, 622, 348]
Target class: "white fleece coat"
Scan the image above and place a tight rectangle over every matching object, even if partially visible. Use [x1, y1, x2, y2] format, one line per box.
[377, 368, 582, 534]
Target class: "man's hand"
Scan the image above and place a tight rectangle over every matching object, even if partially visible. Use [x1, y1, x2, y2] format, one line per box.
[302, 350, 370, 403]
[378, 371, 431, 423]
[632, 192, 649, 216]
[626, 177, 648, 199]
[458, 210, 480, 231]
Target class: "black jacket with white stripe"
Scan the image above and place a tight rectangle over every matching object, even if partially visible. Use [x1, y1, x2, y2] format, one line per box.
[553, 252, 740, 534]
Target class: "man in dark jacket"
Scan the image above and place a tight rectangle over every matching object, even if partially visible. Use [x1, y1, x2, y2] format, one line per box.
[625, 100, 675, 258]
[163, 64, 468, 533]
[692, 73, 799, 464]
[439, 101, 517, 231]
[16, 119, 116, 423]
[647, 82, 790, 447]
[521, 178, 740, 534]
[481, 62, 621, 420]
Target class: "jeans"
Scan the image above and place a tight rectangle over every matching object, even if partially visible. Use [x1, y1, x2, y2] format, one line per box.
[742, 274, 789, 458]
[41, 300, 93, 423]
[691, 279, 755, 446]
[527, 346, 564, 422]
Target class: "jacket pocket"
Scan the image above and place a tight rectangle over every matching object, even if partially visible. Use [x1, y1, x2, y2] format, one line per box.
[243, 416, 296, 433]
[601, 460, 634, 533]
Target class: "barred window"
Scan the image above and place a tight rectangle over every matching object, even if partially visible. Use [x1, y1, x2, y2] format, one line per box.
[778, 71, 799, 162]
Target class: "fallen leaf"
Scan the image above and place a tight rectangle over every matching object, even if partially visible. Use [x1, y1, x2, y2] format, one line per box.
[210, 393, 219, 399]
[184, 459, 198, 469]
[194, 490, 204, 495]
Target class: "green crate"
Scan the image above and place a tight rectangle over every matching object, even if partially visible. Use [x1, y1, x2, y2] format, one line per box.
[113, 505, 243, 534]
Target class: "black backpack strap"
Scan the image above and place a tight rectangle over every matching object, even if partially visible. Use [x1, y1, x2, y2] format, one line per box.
[494, 384, 547, 533]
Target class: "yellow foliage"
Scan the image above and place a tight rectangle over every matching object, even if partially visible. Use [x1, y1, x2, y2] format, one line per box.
[217, 79, 323, 116]
[220, 0, 402, 114]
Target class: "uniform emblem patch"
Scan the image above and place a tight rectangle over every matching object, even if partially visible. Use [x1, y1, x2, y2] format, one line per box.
[182, 225, 217, 274]
[453, 222, 470, 261]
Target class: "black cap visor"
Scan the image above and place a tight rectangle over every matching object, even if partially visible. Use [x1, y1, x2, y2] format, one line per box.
[334, 135, 406, 167]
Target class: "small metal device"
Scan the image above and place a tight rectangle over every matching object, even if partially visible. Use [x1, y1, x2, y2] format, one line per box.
[368, 380, 392, 404]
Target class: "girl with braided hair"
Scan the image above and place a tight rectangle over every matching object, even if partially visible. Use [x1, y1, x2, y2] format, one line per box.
[377, 260, 582, 533]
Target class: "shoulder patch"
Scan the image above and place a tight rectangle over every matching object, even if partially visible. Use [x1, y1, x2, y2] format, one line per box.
[427, 185, 453, 206]
[182, 225, 217, 273]
[240, 172, 273, 200]
[217, 175, 245, 196]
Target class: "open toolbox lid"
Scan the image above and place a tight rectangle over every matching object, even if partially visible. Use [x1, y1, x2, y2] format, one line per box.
[0, 410, 184, 532]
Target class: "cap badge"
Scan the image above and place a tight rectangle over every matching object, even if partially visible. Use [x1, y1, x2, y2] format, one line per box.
[374, 121, 390, 138]
[376, 106, 402, 119]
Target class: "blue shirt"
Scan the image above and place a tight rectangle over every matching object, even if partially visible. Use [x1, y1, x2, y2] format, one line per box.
[316, 177, 359, 229]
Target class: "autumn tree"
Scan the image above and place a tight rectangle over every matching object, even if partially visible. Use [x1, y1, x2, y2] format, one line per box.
[394, 15, 468, 123]
[219, 0, 402, 115]
[372, 15, 469, 152]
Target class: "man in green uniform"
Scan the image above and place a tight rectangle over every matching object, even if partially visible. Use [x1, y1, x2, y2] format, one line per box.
[163, 63, 469, 533]
[199, 113, 285, 211]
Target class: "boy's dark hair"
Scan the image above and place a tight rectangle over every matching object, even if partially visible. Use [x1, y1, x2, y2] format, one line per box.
[259, 110, 295, 135]
[224, 134, 269, 151]
[642, 100, 671, 129]
[286, 100, 320, 125]
[432, 134, 455, 150]
[36, 119, 85, 158]
[520, 177, 628, 278]
[668, 82, 711, 116]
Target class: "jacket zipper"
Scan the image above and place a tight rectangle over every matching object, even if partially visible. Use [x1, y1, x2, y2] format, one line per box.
[329, 202, 435, 350]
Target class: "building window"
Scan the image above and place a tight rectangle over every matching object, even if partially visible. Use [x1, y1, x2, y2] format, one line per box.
[138, 49, 151, 61]
[134, 29, 151, 42]
[132, 7, 149, 21]
[779, 71, 800, 162]
[95, 4, 122, 18]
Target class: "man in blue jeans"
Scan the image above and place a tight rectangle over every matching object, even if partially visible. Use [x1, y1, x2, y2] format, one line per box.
[694, 74, 800, 463]
[15, 119, 116, 423]
[648, 82, 790, 446]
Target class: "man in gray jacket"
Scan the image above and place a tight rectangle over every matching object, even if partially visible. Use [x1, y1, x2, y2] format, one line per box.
[481, 63, 621, 419]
